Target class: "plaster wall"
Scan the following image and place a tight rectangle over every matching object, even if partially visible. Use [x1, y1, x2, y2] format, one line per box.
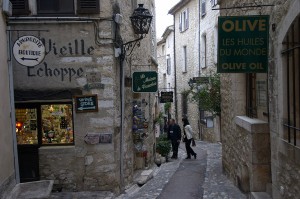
[0, 0, 17, 197]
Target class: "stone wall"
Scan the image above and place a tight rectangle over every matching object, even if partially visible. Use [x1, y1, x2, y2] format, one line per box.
[0, 0, 16, 196]
[172, 0, 201, 136]
[10, 0, 156, 194]
[220, 0, 300, 198]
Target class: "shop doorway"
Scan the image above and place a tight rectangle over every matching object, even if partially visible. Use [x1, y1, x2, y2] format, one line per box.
[15, 103, 74, 182]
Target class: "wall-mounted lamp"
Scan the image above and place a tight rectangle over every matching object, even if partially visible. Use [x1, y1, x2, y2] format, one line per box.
[119, 4, 153, 60]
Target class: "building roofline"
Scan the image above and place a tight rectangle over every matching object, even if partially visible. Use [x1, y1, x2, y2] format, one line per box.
[157, 25, 174, 45]
[168, 0, 191, 15]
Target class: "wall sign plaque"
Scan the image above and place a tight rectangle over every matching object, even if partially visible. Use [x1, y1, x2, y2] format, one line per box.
[75, 94, 98, 113]
[13, 35, 45, 66]
[84, 133, 112, 144]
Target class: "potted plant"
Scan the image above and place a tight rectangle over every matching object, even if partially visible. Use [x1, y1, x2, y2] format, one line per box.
[156, 134, 171, 162]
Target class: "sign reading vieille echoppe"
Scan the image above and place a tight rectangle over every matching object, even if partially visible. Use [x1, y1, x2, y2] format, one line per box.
[217, 15, 269, 73]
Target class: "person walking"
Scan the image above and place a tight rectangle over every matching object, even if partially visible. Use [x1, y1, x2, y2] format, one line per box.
[182, 118, 197, 159]
[167, 118, 181, 159]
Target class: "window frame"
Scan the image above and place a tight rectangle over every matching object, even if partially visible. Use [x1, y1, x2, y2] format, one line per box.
[183, 45, 187, 72]
[37, 0, 75, 15]
[282, 15, 300, 147]
[167, 55, 171, 75]
[246, 73, 257, 118]
[201, 0, 206, 17]
[179, 8, 189, 32]
[15, 102, 75, 146]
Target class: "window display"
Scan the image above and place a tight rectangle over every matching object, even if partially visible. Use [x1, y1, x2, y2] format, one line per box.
[15, 103, 74, 145]
[41, 104, 74, 144]
[15, 108, 38, 145]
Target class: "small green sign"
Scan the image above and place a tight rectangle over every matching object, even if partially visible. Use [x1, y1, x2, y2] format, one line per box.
[132, 71, 158, 93]
[218, 15, 269, 73]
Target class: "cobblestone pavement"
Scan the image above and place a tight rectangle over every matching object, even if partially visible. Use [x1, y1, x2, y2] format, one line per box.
[50, 141, 247, 199]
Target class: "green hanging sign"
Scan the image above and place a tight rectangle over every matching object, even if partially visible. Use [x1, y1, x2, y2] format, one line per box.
[132, 71, 158, 93]
[217, 15, 269, 73]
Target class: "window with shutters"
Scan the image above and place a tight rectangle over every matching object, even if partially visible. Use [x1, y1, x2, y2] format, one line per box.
[37, 0, 75, 15]
[77, 0, 100, 14]
[246, 73, 257, 118]
[201, 0, 206, 17]
[11, 0, 30, 15]
[11, 0, 100, 16]
[167, 55, 171, 75]
[183, 46, 187, 72]
[182, 93, 188, 118]
[179, 8, 189, 32]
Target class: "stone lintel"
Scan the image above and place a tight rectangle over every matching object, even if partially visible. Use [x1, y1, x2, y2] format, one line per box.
[235, 116, 269, 134]
[39, 146, 75, 155]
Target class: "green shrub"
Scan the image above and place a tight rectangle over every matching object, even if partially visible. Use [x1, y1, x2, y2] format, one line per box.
[156, 134, 171, 158]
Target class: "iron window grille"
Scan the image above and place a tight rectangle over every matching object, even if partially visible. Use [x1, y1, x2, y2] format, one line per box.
[246, 73, 257, 118]
[282, 15, 300, 147]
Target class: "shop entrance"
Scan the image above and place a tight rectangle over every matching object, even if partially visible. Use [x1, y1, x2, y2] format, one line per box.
[15, 106, 40, 182]
[15, 103, 74, 182]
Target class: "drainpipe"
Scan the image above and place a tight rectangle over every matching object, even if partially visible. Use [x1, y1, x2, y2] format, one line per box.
[7, 26, 20, 184]
[198, 0, 201, 76]
[173, 15, 178, 122]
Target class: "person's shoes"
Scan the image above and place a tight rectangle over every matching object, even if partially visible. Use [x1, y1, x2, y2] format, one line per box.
[185, 157, 191, 159]
[193, 153, 197, 159]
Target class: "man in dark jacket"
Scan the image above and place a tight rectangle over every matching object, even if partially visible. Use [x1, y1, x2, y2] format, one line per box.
[168, 119, 181, 159]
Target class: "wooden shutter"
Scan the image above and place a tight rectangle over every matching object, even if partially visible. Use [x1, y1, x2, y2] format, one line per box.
[179, 14, 182, 32]
[186, 8, 189, 29]
[11, 0, 30, 15]
[77, 0, 100, 14]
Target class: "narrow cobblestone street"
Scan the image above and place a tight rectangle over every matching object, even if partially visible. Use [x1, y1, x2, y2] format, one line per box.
[50, 141, 247, 199]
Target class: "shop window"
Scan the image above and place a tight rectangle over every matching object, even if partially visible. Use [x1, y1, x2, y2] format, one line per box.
[15, 103, 74, 145]
[41, 104, 74, 144]
[15, 108, 38, 145]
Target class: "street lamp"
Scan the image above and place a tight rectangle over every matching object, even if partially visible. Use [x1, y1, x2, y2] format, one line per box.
[120, 4, 153, 60]
[117, 3, 153, 193]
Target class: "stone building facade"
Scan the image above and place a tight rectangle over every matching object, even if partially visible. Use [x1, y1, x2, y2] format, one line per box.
[7, 0, 157, 194]
[0, 0, 17, 197]
[169, 0, 220, 141]
[157, 25, 175, 122]
[219, 0, 300, 198]
[169, 0, 201, 137]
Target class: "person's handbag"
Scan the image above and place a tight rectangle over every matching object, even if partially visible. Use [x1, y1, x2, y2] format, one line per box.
[192, 138, 196, 146]
[182, 135, 187, 142]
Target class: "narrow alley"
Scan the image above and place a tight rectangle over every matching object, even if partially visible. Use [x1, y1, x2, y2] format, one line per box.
[50, 141, 247, 199]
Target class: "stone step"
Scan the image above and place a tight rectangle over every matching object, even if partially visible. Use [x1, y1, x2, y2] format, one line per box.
[250, 192, 272, 199]
[9, 180, 54, 199]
